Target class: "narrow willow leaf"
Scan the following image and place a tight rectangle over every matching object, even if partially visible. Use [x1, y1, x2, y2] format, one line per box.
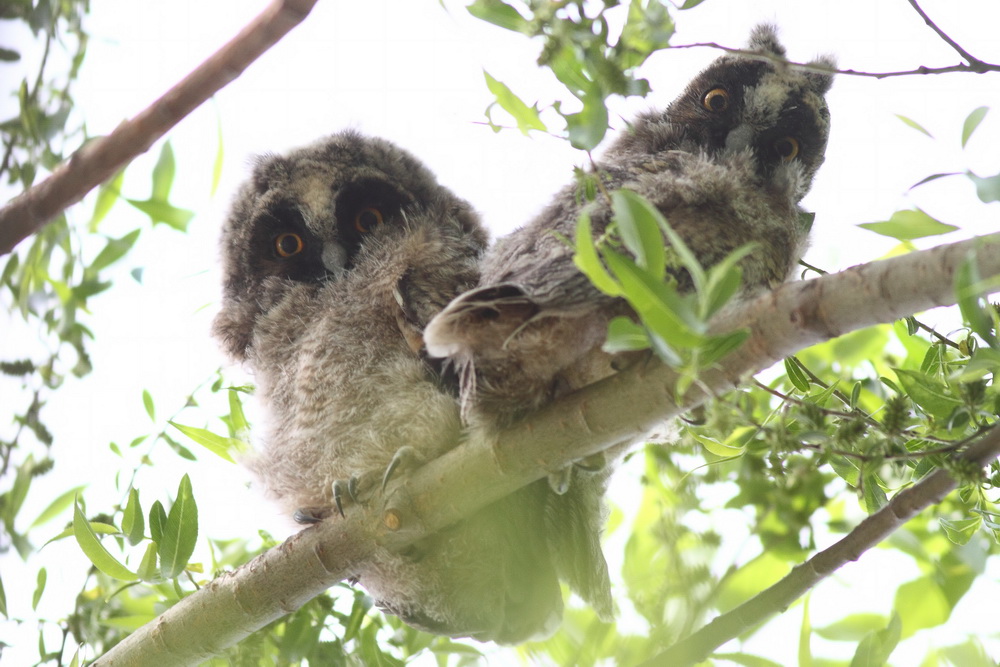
[602, 316, 650, 353]
[467, 0, 527, 32]
[893, 368, 961, 420]
[211, 115, 224, 196]
[654, 210, 707, 294]
[894, 579, 949, 638]
[31, 485, 86, 528]
[125, 198, 195, 232]
[858, 209, 957, 240]
[169, 421, 238, 463]
[149, 500, 166, 544]
[816, 613, 890, 641]
[142, 389, 155, 421]
[799, 595, 813, 667]
[0, 574, 6, 617]
[909, 172, 961, 190]
[955, 255, 999, 349]
[572, 213, 622, 296]
[89, 169, 125, 232]
[850, 614, 901, 667]
[483, 71, 545, 135]
[894, 114, 933, 138]
[122, 488, 145, 546]
[137, 542, 159, 581]
[90, 229, 141, 273]
[564, 85, 610, 151]
[784, 357, 811, 392]
[159, 474, 198, 579]
[961, 106, 989, 148]
[611, 190, 666, 277]
[72, 499, 137, 581]
[228, 388, 250, 440]
[32, 567, 46, 611]
[699, 329, 748, 366]
[151, 141, 176, 202]
[692, 433, 744, 457]
[602, 248, 704, 347]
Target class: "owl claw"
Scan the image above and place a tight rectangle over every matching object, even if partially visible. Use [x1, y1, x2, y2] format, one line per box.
[293, 507, 328, 524]
[333, 479, 350, 518]
[382, 445, 424, 491]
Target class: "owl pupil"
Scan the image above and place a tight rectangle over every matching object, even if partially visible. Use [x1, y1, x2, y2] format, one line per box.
[355, 207, 384, 233]
[275, 233, 303, 257]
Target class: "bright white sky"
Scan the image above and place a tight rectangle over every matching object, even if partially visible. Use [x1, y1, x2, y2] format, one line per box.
[2, 0, 1000, 664]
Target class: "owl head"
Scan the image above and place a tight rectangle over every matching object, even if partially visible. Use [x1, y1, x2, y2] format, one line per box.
[213, 130, 485, 361]
[613, 23, 835, 201]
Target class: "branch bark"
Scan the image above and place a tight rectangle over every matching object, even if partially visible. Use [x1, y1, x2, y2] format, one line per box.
[0, 0, 319, 256]
[94, 232, 1000, 665]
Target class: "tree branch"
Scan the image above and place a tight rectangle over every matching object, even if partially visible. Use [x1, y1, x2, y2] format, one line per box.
[93, 232, 1000, 665]
[0, 0, 319, 256]
[649, 425, 1000, 666]
[905, 0, 985, 67]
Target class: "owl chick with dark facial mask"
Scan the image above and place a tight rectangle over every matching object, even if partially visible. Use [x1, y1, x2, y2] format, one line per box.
[424, 23, 835, 578]
[213, 131, 592, 643]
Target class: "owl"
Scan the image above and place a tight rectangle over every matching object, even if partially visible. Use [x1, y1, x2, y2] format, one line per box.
[424, 23, 834, 537]
[212, 131, 600, 643]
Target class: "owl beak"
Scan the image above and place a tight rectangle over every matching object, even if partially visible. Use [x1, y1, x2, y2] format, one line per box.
[321, 241, 348, 278]
[724, 124, 755, 155]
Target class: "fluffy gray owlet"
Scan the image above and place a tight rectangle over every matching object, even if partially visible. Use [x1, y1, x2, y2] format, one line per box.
[424, 23, 834, 558]
[213, 131, 591, 643]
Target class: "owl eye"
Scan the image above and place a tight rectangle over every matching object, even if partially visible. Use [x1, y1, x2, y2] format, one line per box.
[275, 232, 304, 258]
[774, 136, 800, 162]
[354, 207, 384, 233]
[702, 87, 730, 112]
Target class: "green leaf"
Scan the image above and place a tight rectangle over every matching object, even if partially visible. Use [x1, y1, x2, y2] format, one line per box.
[955, 253, 999, 349]
[716, 551, 792, 613]
[89, 169, 125, 232]
[125, 198, 195, 232]
[858, 209, 957, 241]
[142, 388, 156, 421]
[149, 500, 166, 544]
[784, 357, 811, 392]
[227, 388, 250, 440]
[159, 474, 198, 579]
[31, 485, 86, 528]
[573, 213, 622, 297]
[939, 516, 981, 545]
[564, 85, 610, 151]
[967, 171, 1000, 203]
[799, 595, 812, 667]
[612, 190, 666, 277]
[699, 329, 749, 366]
[602, 316, 650, 353]
[151, 141, 176, 202]
[961, 106, 989, 148]
[894, 577, 950, 638]
[895, 114, 933, 138]
[89, 228, 140, 274]
[122, 488, 145, 546]
[483, 71, 546, 135]
[169, 421, 239, 463]
[653, 207, 707, 294]
[816, 613, 889, 640]
[602, 247, 704, 347]
[32, 567, 46, 611]
[137, 542, 159, 581]
[0, 574, 6, 618]
[692, 433, 744, 458]
[679, 0, 710, 7]
[0, 47, 20, 61]
[467, 0, 527, 32]
[72, 498, 137, 581]
[211, 115, 224, 196]
[702, 244, 757, 318]
[893, 369, 961, 421]
[850, 613, 901, 667]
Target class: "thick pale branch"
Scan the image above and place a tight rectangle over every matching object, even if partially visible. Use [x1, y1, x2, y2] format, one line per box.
[0, 0, 319, 256]
[94, 232, 1000, 666]
[650, 425, 1000, 666]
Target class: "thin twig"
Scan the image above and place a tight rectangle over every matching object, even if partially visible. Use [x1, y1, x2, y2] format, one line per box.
[905, 0, 984, 67]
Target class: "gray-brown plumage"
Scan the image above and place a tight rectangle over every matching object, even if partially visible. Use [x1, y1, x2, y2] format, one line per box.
[213, 130, 587, 643]
[424, 23, 835, 595]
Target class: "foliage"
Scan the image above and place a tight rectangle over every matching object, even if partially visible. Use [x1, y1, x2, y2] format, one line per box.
[2, 1, 1000, 666]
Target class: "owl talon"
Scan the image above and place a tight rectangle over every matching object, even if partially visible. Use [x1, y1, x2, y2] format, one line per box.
[547, 468, 572, 495]
[382, 445, 424, 491]
[333, 479, 350, 518]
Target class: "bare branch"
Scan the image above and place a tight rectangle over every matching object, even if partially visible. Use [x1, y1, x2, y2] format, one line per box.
[906, 0, 985, 67]
[93, 232, 1000, 665]
[650, 425, 1000, 666]
[667, 42, 1000, 79]
[0, 0, 319, 257]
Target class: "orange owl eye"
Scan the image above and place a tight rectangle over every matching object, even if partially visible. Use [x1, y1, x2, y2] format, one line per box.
[702, 87, 730, 112]
[275, 232, 304, 257]
[354, 207, 384, 233]
[774, 136, 800, 162]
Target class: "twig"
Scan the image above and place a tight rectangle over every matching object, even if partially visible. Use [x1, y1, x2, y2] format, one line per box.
[906, 0, 985, 67]
[647, 424, 1000, 667]
[0, 0, 320, 256]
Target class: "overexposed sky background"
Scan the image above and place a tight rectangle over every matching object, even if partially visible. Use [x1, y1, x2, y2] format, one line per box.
[2, 0, 1000, 664]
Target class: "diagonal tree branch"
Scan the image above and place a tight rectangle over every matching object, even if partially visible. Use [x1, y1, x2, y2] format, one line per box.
[648, 424, 1000, 667]
[0, 0, 319, 256]
[905, 0, 985, 67]
[94, 232, 1000, 666]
